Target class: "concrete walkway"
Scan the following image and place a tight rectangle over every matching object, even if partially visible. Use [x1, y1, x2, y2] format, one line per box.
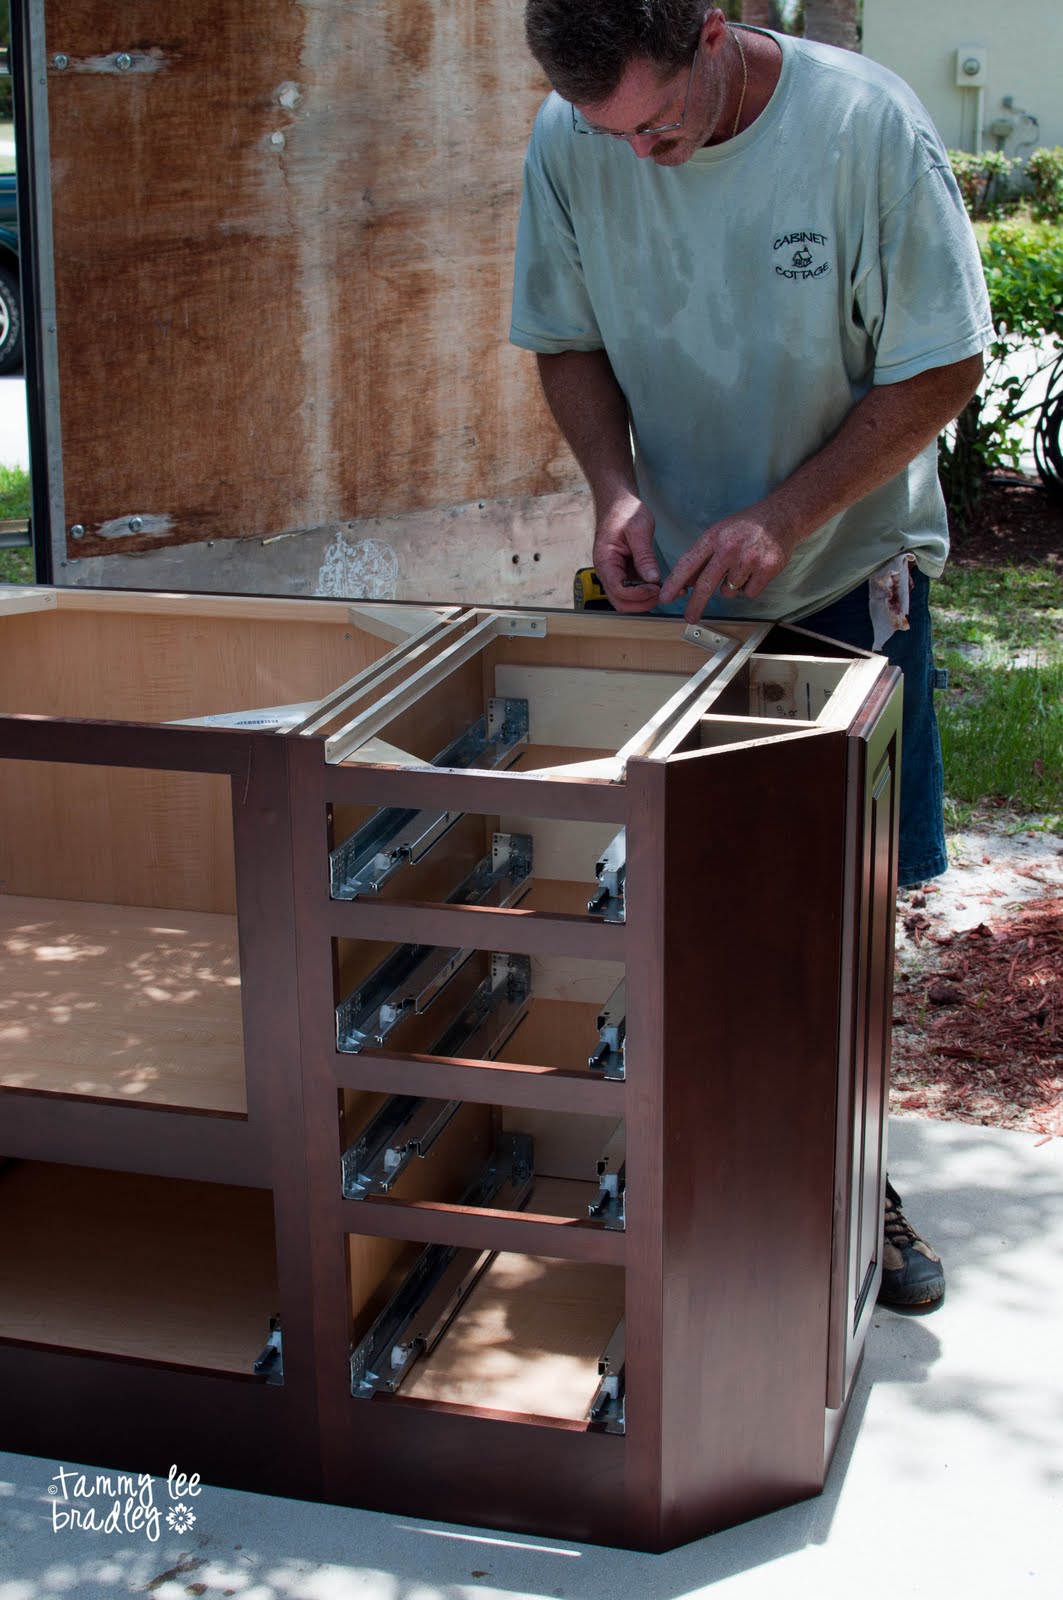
[0, 377, 29, 471]
[1, 1116, 1061, 1600]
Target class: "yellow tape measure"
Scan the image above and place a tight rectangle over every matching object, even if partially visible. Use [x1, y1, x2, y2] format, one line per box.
[572, 566, 614, 611]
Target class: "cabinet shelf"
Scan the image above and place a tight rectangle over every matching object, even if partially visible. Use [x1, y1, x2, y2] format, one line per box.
[0, 1163, 278, 1375]
[349, 1229, 625, 1427]
[0, 897, 246, 1115]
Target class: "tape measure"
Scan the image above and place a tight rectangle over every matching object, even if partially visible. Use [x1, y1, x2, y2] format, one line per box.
[573, 566, 615, 611]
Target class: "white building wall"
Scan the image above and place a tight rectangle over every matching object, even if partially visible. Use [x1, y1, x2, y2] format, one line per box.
[861, 0, 1061, 157]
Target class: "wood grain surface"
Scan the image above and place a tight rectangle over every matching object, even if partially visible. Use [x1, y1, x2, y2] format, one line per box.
[0, 897, 246, 1111]
[0, 1163, 278, 1371]
[402, 1250, 623, 1420]
[45, 0, 571, 561]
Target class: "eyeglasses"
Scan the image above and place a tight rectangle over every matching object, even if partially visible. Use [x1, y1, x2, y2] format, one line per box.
[571, 44, 700, 140]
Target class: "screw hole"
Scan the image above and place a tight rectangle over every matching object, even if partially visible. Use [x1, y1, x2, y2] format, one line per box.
[511, 554, 520, 565]
[532, 552, 541, 562]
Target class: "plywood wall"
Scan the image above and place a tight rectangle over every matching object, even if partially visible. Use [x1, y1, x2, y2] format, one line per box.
[44, 0, 588, 602]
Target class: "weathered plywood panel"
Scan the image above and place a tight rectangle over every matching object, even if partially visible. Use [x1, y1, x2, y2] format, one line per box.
[64, 488, 593, 606]
[46, 0, 578, 584]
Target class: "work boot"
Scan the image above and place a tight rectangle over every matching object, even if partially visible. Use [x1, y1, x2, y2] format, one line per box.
[877, 1178, 945, 1310]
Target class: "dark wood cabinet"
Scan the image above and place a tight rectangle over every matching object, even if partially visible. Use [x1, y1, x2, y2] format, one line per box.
[0, 585, 899, 1550]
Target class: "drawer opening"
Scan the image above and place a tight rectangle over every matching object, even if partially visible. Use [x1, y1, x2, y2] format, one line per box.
[0, 762, 246, 1113]
[339, 1089, 626, 1230]
[328, 702, 530, 902]
[336, 940, 625, 1077]
[0, 1160, 280, 1376]
[347, 1232, 625, 1428]
[329, 803, 625, 924]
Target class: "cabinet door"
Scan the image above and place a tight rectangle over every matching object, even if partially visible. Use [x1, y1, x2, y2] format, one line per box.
[827, 671, 901, 1407]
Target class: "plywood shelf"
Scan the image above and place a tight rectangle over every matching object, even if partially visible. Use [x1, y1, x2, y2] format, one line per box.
[401, 1247, 623, 1422]
[0, 897, 246, 1115]
[0, 1163, 278, 1373]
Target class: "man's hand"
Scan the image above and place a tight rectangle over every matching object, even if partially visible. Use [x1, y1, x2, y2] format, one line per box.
[658, 503, 798, 620]
[658, 356, 985, 621]
[534, 352, 662, 612]
[593, 490, 661, 612]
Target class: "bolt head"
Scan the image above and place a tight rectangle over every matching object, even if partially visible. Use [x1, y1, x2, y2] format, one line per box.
[52, 53, 70, 70]
[115, 52, 133, 70]
[69, 524, 85, 540]
[128, 515, 143, 533]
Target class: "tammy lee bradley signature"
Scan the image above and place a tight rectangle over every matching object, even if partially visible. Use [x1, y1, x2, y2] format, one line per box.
[48, 1464, 203, 1541]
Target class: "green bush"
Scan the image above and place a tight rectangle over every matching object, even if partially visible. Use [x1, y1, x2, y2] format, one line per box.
[1026, 145, 1063, 223]
[0, 464, 31, 584]
[0, 462, 30, 518]
[947, 149, 1018, 220]
[939, 220, 1063, 522]
[981, 219, 1063, 341]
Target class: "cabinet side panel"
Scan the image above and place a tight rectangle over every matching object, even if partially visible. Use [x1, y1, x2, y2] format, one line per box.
[828, 677, 901, 1407]
[653, 733, 849, 1543]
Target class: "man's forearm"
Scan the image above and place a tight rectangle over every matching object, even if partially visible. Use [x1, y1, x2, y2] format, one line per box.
[536, 350, 636, 512]
[658, 352, 985, 612]
[764, 354, 984, 546]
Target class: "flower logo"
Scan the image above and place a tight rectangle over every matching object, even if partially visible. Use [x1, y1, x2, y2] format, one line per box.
[166, 1503, 197, 1534]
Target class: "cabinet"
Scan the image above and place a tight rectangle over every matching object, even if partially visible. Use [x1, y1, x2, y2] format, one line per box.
[0, 585, 900, 1551]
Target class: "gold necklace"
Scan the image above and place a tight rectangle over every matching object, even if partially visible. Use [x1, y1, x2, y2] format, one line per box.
[730, 27, 748, 139]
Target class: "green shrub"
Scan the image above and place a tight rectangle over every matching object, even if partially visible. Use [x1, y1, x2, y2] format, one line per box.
[947, 149, 1018, 220]
[981, 219, 1063, 340]
[0, 462, 30, 518]
[0, 464, 32, 584]
[938, 220, 1063, 522]
[1026, 145, 1063, 223]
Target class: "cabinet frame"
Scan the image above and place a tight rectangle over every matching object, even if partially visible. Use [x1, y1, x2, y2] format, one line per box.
[0, 587, 900, 1550]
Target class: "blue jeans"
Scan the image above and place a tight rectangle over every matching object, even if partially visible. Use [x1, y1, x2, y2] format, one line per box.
[796, 569, 947, 887]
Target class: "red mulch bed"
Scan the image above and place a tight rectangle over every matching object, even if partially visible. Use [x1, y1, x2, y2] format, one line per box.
[892, 896, 1063, 1136]
[890, 477, 1062, 1136]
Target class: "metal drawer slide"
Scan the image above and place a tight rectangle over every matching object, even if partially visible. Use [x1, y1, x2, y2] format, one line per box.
[589, 979, 626, 1079]
[588, 829, 625, 922]
[336, 835, 532, 1053]
[330, 698, 529, 899]
[589, 1320, 626, 1433]
[350, 1135, 534, 1399]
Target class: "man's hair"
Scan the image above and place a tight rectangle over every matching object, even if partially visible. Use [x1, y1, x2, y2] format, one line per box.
[525, 1, 707, 105]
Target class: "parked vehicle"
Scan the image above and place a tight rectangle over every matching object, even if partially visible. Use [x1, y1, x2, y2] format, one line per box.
[0, 170, 22, 374]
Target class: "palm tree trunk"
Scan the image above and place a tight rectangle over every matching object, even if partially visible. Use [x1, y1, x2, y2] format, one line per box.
[741, 0, 778, 25]
[803, 0, 860, 50]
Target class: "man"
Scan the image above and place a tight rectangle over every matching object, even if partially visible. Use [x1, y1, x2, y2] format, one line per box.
[511, 2, 993, 1308]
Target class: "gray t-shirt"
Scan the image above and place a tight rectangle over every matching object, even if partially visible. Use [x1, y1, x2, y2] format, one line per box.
[510, 30, 993, 619]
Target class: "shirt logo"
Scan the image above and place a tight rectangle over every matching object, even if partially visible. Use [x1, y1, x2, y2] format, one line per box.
[774, 230, 831, 281]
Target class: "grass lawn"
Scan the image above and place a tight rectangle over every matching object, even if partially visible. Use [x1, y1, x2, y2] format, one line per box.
[0, 545, 32, 582]
[932, 562, 1063, 834]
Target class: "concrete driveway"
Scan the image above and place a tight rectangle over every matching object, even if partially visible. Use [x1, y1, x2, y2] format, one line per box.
[0, 373, 28, 470]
